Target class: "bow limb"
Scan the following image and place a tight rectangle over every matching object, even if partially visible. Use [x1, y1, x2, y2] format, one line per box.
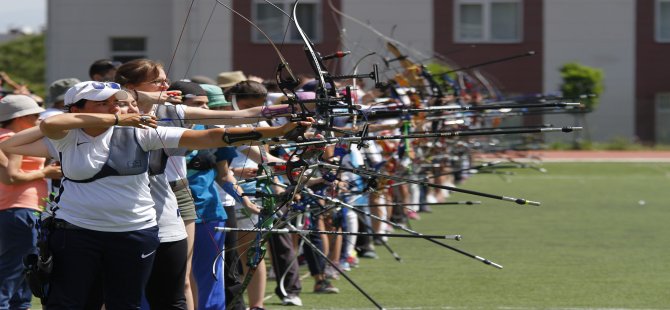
[326, 0, 432, 63]
[210, 2, 300, 306]
[215, 0, 299, 97]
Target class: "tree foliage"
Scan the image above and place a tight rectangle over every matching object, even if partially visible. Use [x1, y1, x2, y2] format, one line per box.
[560, 62, 604, 111]
[0, 34, 46, 97]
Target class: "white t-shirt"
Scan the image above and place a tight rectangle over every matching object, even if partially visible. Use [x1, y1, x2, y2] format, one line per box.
[149, 173, 187, 242]
[162, 104, 189, 182]
[49, 126, 186, 232]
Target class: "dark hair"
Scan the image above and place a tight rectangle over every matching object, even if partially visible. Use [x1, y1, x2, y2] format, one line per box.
[89, 59, 121, 80]
[67, 99, 88, 112]
[224, 80, 267, 101]
[0, 119, 13, 128]
[114, 59, 164, 87]
[263, 79, 280, 92]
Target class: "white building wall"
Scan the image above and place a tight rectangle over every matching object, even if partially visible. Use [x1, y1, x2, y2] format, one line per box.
[167, 0, 233, 82]
[46, 0, 232, 84]
[339, 0, 433, 78]
[543, 0, 636, 142]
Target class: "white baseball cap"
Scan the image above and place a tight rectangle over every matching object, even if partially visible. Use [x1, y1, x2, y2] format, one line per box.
[63, 81, 128, 107]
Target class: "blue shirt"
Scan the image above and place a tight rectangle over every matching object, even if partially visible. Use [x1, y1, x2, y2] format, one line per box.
[187, 125, 237, 223]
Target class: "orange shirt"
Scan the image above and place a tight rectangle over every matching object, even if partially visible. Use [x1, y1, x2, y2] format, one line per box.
[0, 129, 47, 211]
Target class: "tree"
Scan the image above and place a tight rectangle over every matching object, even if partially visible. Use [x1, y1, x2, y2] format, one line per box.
[0, 34, 46, 97]
[560, 62, 604, 111]
[559, 62, 604, 147]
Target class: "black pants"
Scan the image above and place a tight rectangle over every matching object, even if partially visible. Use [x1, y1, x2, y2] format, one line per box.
[45, 225, 159, 310]
[303, 231, 326, 276]
[269, 232, 302, 298]
[223, 205, 245, 310]
[145, 238, 188, 310]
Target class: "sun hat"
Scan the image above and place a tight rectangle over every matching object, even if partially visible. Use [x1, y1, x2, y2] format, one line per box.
[217, 71, 247, 88]
[200, 84, 230, 108]
[47, 78, 81, 106]
[190, 75, 217, 85]
[63, 81, 128, 107]
[0, 95, 45, 122]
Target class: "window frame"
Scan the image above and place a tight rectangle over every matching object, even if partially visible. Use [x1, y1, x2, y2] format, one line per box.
[250, 0, 322, 44]
[453, 0, 524, 44]
[656, 0, 670, 42]
[109, 37, 147, 62]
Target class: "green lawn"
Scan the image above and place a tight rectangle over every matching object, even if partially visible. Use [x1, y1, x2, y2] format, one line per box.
[274, 163, 670, 309]
[33, 163, 670, 309]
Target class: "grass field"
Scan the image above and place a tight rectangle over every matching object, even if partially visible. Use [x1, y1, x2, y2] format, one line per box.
[32, 162, 670, 309]
[268, 162, 670, 309]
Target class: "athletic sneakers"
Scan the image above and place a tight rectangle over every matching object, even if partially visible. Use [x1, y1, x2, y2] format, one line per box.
[358, 249, 378, 259]
[282, 295, 303, 306]
[314, 280, 339, 294]
[339, 260, 351, 271]
[426, 193, 438, 204]
[347, 254, 359, 268]
[324, 264, 340, 280]
[407, 210, 421, 220]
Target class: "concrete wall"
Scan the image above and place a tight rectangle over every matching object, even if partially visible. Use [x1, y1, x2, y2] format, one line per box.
[339, 0, 433, 78]
[46, 0, 232, 84]
[543, 0, 636, 142]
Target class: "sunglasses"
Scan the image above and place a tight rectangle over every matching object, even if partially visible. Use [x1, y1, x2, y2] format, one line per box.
[90, 82, 122, 90]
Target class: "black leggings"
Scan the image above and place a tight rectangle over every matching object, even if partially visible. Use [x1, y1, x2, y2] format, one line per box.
[145, 238, 188, 310]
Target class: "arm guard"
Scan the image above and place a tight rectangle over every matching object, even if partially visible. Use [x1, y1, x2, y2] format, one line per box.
[222, 129, 263, 144]
[260, 105, 292, 118]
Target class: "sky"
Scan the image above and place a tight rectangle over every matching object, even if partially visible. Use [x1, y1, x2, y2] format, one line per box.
[1, 0, 46, 33]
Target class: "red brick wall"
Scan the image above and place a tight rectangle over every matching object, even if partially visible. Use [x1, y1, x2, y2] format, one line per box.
[636, 0, 670, 143]
[433, 0, 543, 94]
[434, 1, 543, 125]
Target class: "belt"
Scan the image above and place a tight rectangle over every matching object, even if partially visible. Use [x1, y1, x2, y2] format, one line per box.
[169, 178, 189, 192]
[53, 219, 84, 230]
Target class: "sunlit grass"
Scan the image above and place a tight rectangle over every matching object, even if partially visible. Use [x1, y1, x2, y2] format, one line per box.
[33, 163, 670, 309]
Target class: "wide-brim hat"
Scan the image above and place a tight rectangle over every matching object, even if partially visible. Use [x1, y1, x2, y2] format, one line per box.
[217, 71, 247, 88]
[47, 78, 81, 106]
[0, 95, 46, 122]
[190, 75, 217, 85]
[63, 81, 128, 106]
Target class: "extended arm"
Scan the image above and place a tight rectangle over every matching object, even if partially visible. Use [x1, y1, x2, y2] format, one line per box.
[215, 160, 261, 214]
[0, 149, 8, 184]
[0, 127, 51, 158]
[177, 120, 311, 149]
[40, 113, 157, 139]
[183, 103, 316, 126]
[1, 153, 61, 185]
[184, 106, 267, 126]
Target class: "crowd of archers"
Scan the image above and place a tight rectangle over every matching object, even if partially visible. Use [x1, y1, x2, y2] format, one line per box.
[0, 5, 583, 310]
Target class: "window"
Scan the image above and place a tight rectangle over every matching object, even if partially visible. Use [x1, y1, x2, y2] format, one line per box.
[454, 0, 522, 43]
[655, 93, 670, 143]
[657, 0, 670, 42]
[110, 37, 146, 63]
[252, 0, 321, 44]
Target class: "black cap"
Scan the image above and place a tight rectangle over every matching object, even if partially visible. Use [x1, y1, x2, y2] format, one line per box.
[168, 81, 207, 97]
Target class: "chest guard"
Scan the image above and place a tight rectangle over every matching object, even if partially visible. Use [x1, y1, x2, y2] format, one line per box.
[63, 127, 149, 183]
